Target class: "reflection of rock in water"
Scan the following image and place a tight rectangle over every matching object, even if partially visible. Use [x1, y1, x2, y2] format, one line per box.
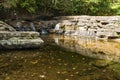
[53, 35, 120, 62]
[54, 38, 59, 44]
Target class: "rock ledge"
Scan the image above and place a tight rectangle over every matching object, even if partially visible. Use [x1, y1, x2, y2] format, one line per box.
[0, 21, 44, 49]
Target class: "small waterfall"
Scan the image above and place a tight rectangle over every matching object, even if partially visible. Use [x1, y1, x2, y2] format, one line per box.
[30, 22, 36, 31]
[41, 29, 47, 34]
[15, 22, 21, 31]
[54, 23, 63, 34]
[55, 23, 60, 30]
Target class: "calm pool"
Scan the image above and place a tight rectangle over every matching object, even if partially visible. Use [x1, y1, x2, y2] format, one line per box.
[0, 35, 120, 80]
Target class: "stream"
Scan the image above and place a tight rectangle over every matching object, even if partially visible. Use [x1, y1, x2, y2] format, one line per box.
[0, 34, 120, 80]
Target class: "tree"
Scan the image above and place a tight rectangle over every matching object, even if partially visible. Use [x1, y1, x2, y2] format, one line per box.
[0, 0, 120, 19]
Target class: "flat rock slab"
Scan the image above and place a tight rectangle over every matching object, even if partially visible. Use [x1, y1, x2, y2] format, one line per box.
[0, 31, 44, 49]
[0, 21, 44, 49]
[0, 38, 44, 49]
[0, 31, 40, 39]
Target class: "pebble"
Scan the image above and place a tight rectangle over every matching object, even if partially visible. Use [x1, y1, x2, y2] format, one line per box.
[75, 72, 79, 74]
[82, 58, 85, 60]
[5, 76, 10, 80]
[72, 67, 76, 70]
[39, 75, 45, 78]
[64, 63, 67, 66]
[57, 71, 60, 74]
[58, 59, 62, 61]
[70, 74, 74, 77]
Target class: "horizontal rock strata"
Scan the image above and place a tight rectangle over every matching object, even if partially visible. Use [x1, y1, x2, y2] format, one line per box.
[0, 21, 44, 49]
[54, 16, 120, 39]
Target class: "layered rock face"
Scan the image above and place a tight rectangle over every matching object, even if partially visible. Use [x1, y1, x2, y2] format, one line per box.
[0, 21, 44, 49]
[8, 20, 58, 34]
[55, 16, 120, 39]
[0, 21, 16, 31]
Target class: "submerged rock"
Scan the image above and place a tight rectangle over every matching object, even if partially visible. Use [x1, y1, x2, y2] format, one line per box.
[0, 21, 44, 49]
[91, 60, 112, 69]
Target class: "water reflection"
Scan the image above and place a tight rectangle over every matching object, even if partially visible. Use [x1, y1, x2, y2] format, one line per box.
[52, 35, 120, 62]
[0, 35, 120, 80]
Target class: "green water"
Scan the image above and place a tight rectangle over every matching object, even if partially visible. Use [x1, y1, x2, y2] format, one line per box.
[0, 35, 120, 80]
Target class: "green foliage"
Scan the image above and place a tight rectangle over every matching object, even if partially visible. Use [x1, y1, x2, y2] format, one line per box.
[1, 0, 18, 8]
[19, 0, 37, 13]
[111, 0, 120, 15]
[1, 0, 120, 16]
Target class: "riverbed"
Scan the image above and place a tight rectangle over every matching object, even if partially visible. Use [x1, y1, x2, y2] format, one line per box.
[0, 35, 120, 80]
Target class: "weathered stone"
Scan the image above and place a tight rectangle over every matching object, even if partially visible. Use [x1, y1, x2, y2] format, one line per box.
[9, 20, 58, 32]
[64, 25, 75, 30]
[54, 16, 120, 39]
[0, 31, 40, 39]
[0, 21, 44, 49]
[0, 37, 43, 49]
[0, 31, 44, 49]
[0, 21, 16, 31]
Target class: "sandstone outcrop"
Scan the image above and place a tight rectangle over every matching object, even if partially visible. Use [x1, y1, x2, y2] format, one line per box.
[5, 16, 120, 40]
[54, 16, 120, 39]
[0, 21, 16, 31]
[8, 20, 58, 33]
[0, 21, 44, 49]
